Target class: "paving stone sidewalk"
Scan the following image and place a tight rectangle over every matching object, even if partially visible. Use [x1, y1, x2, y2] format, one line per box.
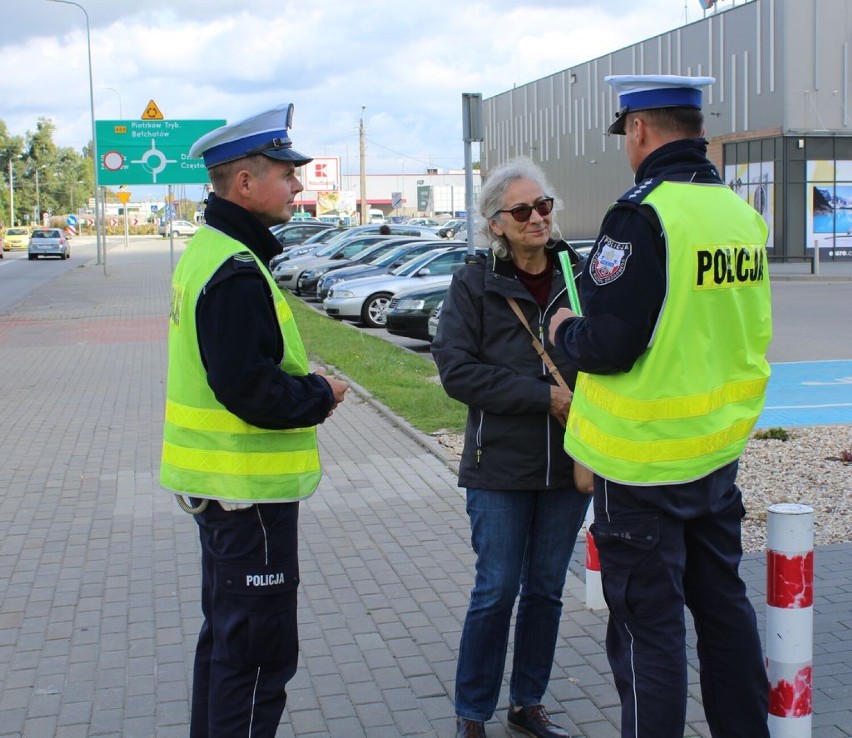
[0, 238, 849, 737]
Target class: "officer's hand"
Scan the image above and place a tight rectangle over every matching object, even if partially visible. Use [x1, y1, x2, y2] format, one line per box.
[326, 377, 349, 410]
[549, 385, 573, 428]
[316, 369, 348, 416]
[548, 307, 578, 346]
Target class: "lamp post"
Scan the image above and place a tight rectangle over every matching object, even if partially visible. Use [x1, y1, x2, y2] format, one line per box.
[359, 106, 367, 225]
[45, 0, 103, 266]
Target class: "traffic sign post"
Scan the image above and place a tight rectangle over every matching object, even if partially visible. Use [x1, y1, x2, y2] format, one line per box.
[117, 187, 131, 250]
[95, 119, 225, 186]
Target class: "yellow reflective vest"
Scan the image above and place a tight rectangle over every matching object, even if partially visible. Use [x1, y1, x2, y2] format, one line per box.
[565, 181, 772, 485]
[160, 227, 322, 502]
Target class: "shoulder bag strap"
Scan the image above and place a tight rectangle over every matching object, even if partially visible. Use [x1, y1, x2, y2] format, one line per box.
[505, 297, 569, 391]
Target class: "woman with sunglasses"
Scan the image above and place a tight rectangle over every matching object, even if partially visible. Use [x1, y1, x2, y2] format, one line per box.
[432, 157, 589, 738]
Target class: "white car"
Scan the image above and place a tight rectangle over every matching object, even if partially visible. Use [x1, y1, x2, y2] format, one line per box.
[322, 246, 471, 328]
[158, 220, 200, 238]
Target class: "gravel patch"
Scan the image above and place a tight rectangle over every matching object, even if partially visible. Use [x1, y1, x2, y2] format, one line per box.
[431, 425, 852, 553]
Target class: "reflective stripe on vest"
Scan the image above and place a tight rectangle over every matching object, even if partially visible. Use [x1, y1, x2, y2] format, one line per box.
[564, 181, 772, 485]
[160, 227, 321, 502]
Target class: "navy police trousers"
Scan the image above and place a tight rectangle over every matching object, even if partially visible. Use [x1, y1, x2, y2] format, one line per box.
[590, 462, 770, 738]
[190, 500, 300, 738]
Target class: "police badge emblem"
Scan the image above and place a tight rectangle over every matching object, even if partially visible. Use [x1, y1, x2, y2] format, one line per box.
[590, 236, 632, 285]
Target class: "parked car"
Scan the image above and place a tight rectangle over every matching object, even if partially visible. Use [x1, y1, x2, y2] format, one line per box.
[384, 282, 452, 342]
[269, 226, 345, 269]
[437, 218, 465, 238]
[158, 219, 199, 238]
[28, 228, 70, 260]
[315, 240, 449, 301]
[322, 246, 472, 328]
[272, 233, 388, 295]
[405, 217, 441, 228]
[4, 227, 30, 251]
[270, 221, 334, 246]
[427, 300, 443, 340]
[274, 223, 438, 271]
[297, 236, 426, 298]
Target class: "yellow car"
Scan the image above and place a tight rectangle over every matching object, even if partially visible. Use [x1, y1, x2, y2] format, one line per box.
[4, 227, 30, 251]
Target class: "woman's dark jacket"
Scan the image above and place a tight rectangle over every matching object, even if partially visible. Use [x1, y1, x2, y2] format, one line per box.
[431, 241, 582, 491]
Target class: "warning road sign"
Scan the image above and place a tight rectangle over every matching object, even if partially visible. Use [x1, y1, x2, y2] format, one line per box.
[141, 100, 164, 120]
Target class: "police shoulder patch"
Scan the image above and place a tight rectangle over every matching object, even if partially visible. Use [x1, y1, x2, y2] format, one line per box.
[590, 236, 632, 286]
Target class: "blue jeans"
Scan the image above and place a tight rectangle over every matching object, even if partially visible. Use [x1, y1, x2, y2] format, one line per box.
[455, 487, 590, 722]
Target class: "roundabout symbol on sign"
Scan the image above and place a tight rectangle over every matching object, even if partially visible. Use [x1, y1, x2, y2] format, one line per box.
[131, 139, 178, 184]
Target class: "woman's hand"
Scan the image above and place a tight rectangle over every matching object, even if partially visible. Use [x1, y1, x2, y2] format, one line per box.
[549, 385, 573, 428]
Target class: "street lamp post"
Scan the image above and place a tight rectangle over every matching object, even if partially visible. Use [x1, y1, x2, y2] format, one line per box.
[45, 0, 103, 266]
[359, 106, 367, 225]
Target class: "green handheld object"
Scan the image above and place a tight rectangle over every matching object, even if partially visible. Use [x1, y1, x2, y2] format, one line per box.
[558, 251, 583, 317]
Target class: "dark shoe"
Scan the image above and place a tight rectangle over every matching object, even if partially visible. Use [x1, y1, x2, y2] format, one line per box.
[507, 704, 572, 738]
[456, 716, 486, 738]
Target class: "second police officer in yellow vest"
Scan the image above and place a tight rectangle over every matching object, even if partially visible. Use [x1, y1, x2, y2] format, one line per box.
[549, 75, 772, 738]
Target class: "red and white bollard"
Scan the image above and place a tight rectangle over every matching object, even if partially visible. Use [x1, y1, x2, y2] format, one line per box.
[584, 506, 605, 610]
[766, 503, 814, 738]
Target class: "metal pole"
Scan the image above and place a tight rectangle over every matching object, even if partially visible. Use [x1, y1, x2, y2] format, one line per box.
[45, 0, 103, 266]
[462, 93, 484, 259]
[463, 141, 474, 258]
[168, 184, 175, 271]
[359, 106, 367, 225]
[9, 160, 14, 225]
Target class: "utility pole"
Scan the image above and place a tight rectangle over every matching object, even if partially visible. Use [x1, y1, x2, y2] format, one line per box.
[9, 160, 14, 226]
[359, 106, 367, 225]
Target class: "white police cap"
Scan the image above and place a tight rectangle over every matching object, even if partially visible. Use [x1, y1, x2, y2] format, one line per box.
[605, 74, 715, 135]
[189, 103, 312, 168]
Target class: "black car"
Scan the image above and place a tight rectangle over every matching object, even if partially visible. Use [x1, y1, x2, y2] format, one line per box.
[384, 282, 453, 342]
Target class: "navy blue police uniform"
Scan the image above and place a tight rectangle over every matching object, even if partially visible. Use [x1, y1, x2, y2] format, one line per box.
[164, 105, 337, 738]
[554, 76, 771, 738]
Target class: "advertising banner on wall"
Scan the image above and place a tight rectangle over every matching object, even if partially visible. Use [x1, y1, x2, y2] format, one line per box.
[806, 160, 852, 259]
[725, 161, 774, 249]
[316, 190, 356, 223]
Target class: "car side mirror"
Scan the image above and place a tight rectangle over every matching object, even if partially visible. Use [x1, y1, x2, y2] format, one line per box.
[417, 268, 432, 276]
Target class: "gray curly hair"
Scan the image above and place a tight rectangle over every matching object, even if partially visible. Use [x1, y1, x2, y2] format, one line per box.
[475, 156, 563, 259]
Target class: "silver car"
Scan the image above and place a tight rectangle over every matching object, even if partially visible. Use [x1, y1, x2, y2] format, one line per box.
[322, 246, 471, 328]
[28, 228, 70, 260]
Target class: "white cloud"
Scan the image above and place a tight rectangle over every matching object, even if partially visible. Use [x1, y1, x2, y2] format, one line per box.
[2, 0, 728, 182]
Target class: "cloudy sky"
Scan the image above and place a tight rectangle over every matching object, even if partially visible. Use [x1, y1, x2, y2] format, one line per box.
[3, 0, 722, 180]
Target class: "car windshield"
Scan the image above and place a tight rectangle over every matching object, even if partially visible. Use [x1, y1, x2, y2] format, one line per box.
[7, 228, 28, 236]
[392, 248, 452, 276]
[300, 228, 341, 245]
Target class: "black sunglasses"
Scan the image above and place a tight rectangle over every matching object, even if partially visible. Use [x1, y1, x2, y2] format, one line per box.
[494, 197, 555, 223]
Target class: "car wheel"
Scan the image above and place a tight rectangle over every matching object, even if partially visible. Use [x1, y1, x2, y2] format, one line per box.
[361, 292, 393, 328]
[173, 231, 181, 238]
[28, 254, 36, 260]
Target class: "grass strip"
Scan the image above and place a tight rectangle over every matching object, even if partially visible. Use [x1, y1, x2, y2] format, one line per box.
[285, 293, 466, 434]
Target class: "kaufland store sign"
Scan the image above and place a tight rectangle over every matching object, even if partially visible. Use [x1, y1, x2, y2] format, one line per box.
[303, 157, 340, 191]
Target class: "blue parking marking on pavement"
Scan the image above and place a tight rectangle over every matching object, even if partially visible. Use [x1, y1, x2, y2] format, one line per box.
[756, 360, 852, 428]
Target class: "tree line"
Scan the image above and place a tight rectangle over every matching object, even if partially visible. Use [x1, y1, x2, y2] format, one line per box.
[0, 117, 95, 228]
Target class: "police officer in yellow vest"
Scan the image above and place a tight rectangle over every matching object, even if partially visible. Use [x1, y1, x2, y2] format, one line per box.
[160, 103, 348, 738]
[548, 76, 772, 738]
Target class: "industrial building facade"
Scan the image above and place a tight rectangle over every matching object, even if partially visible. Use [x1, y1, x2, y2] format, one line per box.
[482, 0, 852, 259]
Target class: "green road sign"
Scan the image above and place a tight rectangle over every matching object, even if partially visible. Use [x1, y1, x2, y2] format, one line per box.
[95, 119, 226, 186]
